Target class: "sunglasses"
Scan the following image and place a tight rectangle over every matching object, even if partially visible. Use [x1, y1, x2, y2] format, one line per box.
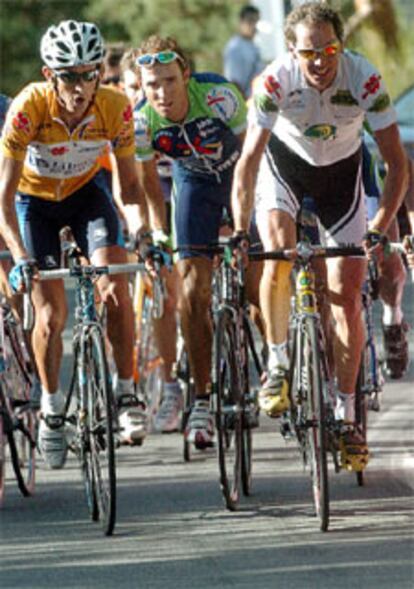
[53, 69, 99, 84]
[296, 41, 341, 61]
[136, 51, 184, 68]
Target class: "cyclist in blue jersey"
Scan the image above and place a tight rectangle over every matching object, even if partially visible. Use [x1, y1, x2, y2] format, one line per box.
[134, 35, 247, 449]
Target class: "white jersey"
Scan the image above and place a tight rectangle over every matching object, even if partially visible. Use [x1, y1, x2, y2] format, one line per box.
[250, 50, 396, 166]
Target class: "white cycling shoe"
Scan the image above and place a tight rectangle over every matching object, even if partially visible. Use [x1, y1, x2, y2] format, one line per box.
[38, 414, 68, 470]
[185, 399, 214, 450]
[153, 384, 183, 433]
[117, 394, 148, 446]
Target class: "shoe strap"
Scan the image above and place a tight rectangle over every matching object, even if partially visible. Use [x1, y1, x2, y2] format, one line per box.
[42, 414, 65, 429]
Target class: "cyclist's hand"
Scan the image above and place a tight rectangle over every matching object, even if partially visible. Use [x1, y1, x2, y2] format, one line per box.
[8, 258, 38, 293]
[402, 235, 414, 269]
[230, 230, 251, 269]
[363, 229, 388, 264]
[134, 230, 153, 261]
[144, 230, 172, 277]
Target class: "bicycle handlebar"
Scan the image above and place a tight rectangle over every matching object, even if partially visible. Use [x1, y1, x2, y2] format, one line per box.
[38, 262, 145, 281]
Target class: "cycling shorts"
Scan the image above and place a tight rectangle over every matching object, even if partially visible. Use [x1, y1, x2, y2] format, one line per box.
[15, 170, 123, 269]
[256, 135, 366, 246]
[172, 167, 233, 259]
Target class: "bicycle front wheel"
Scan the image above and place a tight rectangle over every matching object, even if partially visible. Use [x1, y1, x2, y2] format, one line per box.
[300, 318, 330, 531]
[86, 327, 116, 536]
[212, 309, 242, 511]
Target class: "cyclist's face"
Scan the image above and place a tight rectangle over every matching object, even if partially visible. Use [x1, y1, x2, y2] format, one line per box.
[140, 62, 190, 122]
[123, 69, 142, 106]
[44, 64, 101, 117]
[291, 21, 342, 92]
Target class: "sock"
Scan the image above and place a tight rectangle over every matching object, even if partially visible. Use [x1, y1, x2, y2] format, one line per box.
[335, 391, 355, 423]
[382, 304, 403, 326]
[116, 377, 134, 399]
[268, 341, 289, 372]
[41, 387, 65, 416]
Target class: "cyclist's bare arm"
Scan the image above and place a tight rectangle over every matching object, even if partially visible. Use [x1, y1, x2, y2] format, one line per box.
[137, 158, 167, 231]
[111, 152, 149, 237]
[114, 152, 144, 207]
[371, 123, 409, 233]
[231, 125, 271, 232]
[0, 154, 27, 261]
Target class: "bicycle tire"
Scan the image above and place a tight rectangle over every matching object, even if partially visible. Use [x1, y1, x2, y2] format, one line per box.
[241, 319, 253, 496]
[86, 326, 116, 536]
[134, 289, 163, 424]
[8, 406, 36, 498]
[177, 346, 194, 462]
[212, 309, 242, 511]
[3, 328, 36, 498]
[295, 318, 330, 531]
[355, 357, 368, 487]
[68, 342, 98, 522]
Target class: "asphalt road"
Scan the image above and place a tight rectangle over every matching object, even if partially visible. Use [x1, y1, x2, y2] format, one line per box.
[1, 281, 413, 589]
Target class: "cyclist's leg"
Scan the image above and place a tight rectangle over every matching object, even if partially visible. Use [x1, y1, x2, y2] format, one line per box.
[72, 171, 145, 444]
[15, 193, 68, 468]
[317, 150, 369, 464]
[173, 170, 227, 447]
[363, 144, 408, 378]
[254, 140, 302, 416]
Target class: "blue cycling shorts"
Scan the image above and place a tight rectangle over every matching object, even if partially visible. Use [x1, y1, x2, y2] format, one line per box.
[172, 166, 233, 259]
[15, 170, 123, 269]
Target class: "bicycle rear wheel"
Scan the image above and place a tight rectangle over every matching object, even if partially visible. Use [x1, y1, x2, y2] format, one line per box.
[297, 318, 330, 531]
[212, 309, 242, 511]
[8, 403, 36, 497]
[86, 327, 116, 536]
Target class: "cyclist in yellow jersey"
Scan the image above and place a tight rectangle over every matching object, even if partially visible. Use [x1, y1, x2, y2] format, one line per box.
[0, 20, 146, 469]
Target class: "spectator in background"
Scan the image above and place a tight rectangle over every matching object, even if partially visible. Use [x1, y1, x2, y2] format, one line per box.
[223, 4, 264, 98]
[102, 42, 126, 87]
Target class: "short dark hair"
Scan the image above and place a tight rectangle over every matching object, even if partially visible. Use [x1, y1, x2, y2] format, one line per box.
[240, 5, 260, 22]
[284, 2, 344, 46]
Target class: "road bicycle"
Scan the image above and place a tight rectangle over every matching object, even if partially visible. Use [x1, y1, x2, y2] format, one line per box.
[131, 252, 165, 429]
[0, 254, 37, 506]
[178, 239, 262, 510]
[32, 250, 144, 535]
[251, 241, 369, 531]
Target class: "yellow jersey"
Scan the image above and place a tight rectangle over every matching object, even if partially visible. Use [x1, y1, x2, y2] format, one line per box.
[0, 82, 135, 201]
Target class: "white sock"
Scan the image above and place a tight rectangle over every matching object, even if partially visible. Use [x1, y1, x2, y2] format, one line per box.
[116, 377, 134, 399]
[268, 341, 289, 372]
[41, 387, 65, 416]
[335, 391, 355, 423]
[382, 304, 403, 326]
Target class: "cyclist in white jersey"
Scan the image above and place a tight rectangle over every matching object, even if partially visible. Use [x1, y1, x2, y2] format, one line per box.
[231, 2, 408, 464]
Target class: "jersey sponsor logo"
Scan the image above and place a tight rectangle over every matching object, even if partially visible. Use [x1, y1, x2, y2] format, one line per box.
[254, 94, 278, 113]
[330, 90, 358, 106]
[206, 86, 238, 121]
[263, 75, 282, 100]
[367, 93, 391, 113]
[50, 146, 69, 156]
[12, 111, 31, 134]
[304, 124, 337, 140]
[122, 104, 133, 123]
[25, 139, 107, 179]
[362, 74, 381, 100]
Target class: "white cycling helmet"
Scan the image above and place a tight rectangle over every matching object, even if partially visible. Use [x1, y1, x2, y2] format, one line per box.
[41, 20, 104, 69]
